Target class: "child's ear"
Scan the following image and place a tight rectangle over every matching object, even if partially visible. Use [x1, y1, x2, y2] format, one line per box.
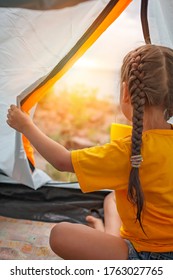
[122, 82, 130, 104]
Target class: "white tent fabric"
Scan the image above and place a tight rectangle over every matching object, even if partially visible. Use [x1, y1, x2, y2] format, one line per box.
[148, 0, 173, 48]
[0, 0, 117, 189]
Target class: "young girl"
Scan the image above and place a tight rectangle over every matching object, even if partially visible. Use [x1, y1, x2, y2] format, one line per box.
[7, 44, 173, 260]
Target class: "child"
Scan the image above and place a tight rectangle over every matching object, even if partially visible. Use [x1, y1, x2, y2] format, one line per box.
[7, 44, 173, 260]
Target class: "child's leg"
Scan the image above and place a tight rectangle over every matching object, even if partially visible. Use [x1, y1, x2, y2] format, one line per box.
[86, 191, 122, 236]
[49, 221, 128, 260]
[104, 191, 122, 236]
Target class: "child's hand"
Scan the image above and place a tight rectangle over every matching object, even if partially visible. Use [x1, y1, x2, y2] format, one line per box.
[7, 105, 32, 133]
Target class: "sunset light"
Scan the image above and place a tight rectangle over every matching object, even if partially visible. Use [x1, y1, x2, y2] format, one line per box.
[74, 57, 98, 69]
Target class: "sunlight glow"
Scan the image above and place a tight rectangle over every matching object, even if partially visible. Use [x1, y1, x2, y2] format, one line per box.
[73, 57, 98, 69]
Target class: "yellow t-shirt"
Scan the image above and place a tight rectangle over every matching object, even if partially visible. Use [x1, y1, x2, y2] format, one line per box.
[71, 129, 173, 252]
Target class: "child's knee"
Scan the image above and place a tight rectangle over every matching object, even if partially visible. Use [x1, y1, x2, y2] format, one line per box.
[49, 222, 69, 254]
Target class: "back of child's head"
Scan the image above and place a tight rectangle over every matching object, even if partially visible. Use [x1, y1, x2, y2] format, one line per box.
[120, 44, 173, 230]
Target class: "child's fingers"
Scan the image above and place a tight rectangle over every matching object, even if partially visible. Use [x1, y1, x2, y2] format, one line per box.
[6, 105, 17, 126]
[6, 117, 12, 127]
[7, 105, 16, 114]
[10, 104, 17, 110]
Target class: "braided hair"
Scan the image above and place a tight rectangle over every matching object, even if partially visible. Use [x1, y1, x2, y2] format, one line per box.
[120, 44, 173, 230]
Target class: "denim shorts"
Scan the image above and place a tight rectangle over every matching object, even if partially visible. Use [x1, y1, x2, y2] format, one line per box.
[126, 240, 173, 260]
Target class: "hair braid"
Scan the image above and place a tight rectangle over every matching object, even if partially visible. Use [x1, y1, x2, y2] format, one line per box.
[120, 44, 173, 233]
[127, 54, 146, 230]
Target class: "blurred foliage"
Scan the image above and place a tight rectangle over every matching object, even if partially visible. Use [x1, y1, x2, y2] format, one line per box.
[34, 83, 127, 182]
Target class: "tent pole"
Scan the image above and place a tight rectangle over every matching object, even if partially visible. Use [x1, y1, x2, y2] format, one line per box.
[141, 0, 151, 44]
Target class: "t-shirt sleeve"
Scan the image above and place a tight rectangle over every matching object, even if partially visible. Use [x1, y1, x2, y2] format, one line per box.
[71, 139, 131, 193]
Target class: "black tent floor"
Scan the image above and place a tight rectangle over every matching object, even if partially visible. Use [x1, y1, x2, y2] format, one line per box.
[0, 177, 110, 224]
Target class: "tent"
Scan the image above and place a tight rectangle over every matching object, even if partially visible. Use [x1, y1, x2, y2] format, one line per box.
[0, 0, 172, 223]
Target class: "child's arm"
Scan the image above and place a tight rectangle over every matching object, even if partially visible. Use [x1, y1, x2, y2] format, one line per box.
[7, 105, 74, 172]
